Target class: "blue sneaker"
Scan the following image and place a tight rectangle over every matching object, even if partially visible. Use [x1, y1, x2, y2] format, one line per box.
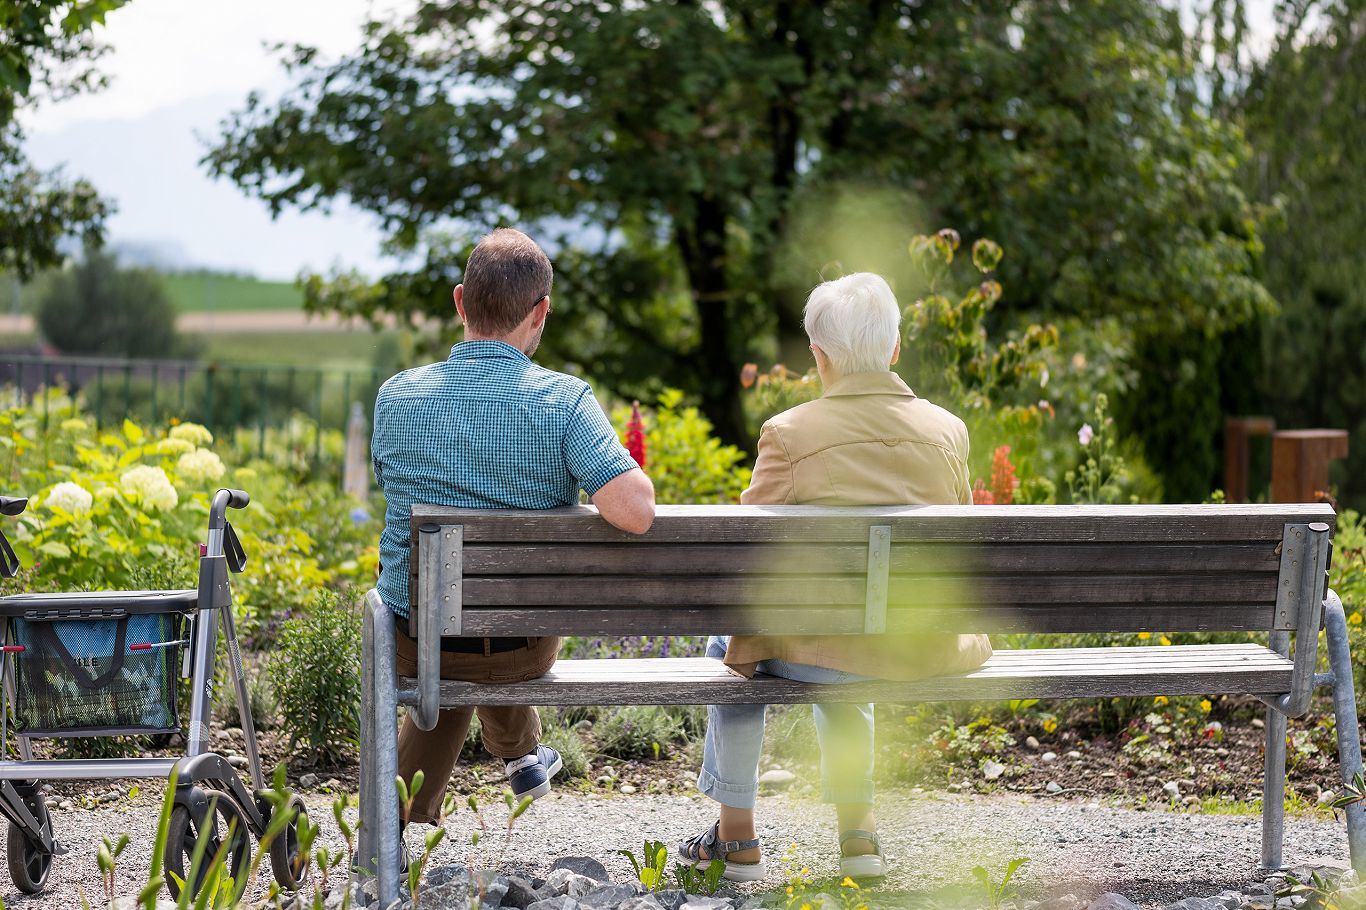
[505, 745, 562, 800]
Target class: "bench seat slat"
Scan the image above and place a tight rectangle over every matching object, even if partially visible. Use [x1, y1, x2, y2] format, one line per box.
[456, 603, 1278, 635]
[400, 644, 1293, 706]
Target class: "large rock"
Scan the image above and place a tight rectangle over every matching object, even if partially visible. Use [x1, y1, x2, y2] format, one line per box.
[429, 865, 473, 889]
[479, 875, 512, 910]
[655, 891, 689, 910]
[581, 885, 641, 908]
[504, 875, 544, 910]
[547, 868, 600, 899]
[528, 899, 582, 910]
[1088, 895, 1143, 910]
[553, 856, 612, 883]
[621, 898, 667, 910]
[1164, 899, 1226, 910]
[681, 898, 733, 910]
[758, 769, 797, 789]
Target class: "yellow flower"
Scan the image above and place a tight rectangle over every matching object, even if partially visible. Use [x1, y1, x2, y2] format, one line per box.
[1350, 612, 1363, 626]
[786, 887, 794, 897]
[1159, 635, 1172, 646]
[801, 904, 812, 910]
[841, 877, 861, 890]
[1137, 631, 1151, 640]
[1200, 699, 1212, 713]
[1153, 695, 1169, 706]
[1042, 718, 1057, 733]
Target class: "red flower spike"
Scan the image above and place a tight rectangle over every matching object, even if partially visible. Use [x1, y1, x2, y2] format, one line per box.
[626, 401, 647, 468]
[972, 478, 994, 505]
[991, 445, 1018, 505]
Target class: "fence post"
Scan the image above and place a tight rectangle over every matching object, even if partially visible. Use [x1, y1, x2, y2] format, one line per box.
[342, 402, 370, 499]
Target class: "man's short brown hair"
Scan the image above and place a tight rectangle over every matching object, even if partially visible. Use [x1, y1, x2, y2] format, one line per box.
[460, 228, 554, 336]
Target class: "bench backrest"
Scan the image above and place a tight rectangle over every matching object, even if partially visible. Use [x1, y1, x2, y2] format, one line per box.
[409, 503, 1334, 639]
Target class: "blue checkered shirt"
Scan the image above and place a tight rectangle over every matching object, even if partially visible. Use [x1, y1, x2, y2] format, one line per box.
[372, 340, 638, 617]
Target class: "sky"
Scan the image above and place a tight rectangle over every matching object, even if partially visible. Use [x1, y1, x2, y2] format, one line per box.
[20, 0, 407, 281]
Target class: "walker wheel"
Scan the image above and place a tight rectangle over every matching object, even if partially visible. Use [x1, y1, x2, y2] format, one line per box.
[164, 790, 251, 900]
[6, 791, 52, 894]
[268, 794, 311, 890]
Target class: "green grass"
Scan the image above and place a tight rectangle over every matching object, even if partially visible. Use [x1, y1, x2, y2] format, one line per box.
[158, 272, 303, 312]
[194, 329, 400, 370]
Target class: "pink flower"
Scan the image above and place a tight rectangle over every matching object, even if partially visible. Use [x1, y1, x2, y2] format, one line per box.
[1078, 423, 1094, 446]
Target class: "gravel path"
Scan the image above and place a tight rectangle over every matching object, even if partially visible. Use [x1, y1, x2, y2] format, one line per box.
[1, 786, 1352, 909]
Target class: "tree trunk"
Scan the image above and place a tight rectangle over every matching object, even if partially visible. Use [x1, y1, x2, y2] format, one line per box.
[676, 195, 750, 450]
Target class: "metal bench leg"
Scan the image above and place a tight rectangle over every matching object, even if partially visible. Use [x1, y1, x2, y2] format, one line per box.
[1262, 630, 1290, 871]
[1323, 592, 1366, 873]
[1262, 702, 1288, 870]
[358, 591, 403, 906]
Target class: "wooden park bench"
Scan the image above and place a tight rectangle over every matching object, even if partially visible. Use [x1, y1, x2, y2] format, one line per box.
[357, 503, 1364, 903]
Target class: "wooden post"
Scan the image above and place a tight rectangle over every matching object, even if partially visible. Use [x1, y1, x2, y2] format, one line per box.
[342, 401, 369, 499]
[1271, 429, 1349, 503]
[1224, 416, 1276, 503]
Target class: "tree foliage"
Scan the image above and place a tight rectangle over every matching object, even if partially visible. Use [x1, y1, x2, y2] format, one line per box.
[207, 0, 1272, 468]
[0, 0, 125, 278]
[1236, 0, 1366, 504]
[37, 247, 186, 357]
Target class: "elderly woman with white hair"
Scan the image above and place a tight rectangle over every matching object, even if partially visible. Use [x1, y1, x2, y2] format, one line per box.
[680, 272, 992, 882]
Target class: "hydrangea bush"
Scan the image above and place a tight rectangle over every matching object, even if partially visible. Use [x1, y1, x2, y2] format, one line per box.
[0, 393, 378, 639]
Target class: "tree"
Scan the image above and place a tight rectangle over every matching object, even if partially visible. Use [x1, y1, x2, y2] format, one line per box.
[0, 0, 126, 278]
[1234, 0, 1366, 505]
[38, 247, 184, 357]
[207, 0, 1271, 462]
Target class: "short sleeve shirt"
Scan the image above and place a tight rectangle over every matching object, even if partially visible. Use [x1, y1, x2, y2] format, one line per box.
[372, 340, 638, 617]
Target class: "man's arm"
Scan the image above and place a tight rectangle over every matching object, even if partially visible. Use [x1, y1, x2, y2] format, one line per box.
[591, 467, 656, 534]
[564, 387, 656, 534]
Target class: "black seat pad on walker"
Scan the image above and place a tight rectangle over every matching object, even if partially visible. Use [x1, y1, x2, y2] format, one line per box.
[0, 589, 198, 617]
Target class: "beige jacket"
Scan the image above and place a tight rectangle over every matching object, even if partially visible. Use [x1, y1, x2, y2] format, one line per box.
[724, 370, 993, 681]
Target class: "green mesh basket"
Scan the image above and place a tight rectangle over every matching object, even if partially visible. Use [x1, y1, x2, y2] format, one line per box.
[8, 613, 182, 737]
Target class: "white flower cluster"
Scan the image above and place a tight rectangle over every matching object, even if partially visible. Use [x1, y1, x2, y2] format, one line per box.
[44, 483, 90, 514]
[169, 423, 214, 447]
[176, 448, 226, 483]
[156, 438, 195, 456]
[119, 465, 179, 512]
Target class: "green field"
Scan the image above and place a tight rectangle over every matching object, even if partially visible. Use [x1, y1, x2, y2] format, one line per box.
[158, 272, 304, 312]
[194, 329, 401, 370]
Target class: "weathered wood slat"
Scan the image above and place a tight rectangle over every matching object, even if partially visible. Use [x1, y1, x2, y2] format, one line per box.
[399, 647, 1294, 706]
[414, 503, 1331, 544]
[455, 603, 1278, 635]
[461, 574, 1275, 607]
[460, 543, 1281, 576]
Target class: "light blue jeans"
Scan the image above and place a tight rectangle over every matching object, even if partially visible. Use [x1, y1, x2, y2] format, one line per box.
[696, 635, 875, 809]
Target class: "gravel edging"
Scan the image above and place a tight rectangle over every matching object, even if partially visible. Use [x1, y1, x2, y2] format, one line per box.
[3, 787, 1354, 908]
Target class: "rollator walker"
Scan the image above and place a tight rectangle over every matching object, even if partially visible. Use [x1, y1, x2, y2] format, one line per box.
[0, 488, 308, 898]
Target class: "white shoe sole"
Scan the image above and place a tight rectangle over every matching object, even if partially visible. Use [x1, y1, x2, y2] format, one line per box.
[840, 854, 887, 879]
[513, 754, 563, 801]
[719, 860, 768, 882]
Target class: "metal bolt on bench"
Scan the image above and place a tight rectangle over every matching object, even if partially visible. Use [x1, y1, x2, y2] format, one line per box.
[357, 503, 1363, 906]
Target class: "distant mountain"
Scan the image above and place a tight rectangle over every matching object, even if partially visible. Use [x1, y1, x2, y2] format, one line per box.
[24, 95, 396, 281]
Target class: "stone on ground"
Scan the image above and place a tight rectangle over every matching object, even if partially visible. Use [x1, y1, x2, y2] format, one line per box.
[1087, 894, 1143, 910]
[554, 856, 613, 882]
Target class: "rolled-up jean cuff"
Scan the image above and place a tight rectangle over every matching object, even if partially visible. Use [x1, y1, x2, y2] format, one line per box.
[822, 781, 875, 805]
[696, 767, 758, 810]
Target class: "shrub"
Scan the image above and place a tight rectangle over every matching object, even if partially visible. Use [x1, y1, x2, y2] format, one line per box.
[612, 390, 751, 505]
[37, 248, 193, 358]
[594, 706, 685, 760]
[540, 722, 591, 779]
[268, 589, 362, 766]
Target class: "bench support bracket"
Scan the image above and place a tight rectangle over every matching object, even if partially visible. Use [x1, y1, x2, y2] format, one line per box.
[863, 526, 891, 634]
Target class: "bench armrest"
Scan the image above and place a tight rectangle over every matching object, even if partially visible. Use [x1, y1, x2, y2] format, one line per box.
[410, 526, 444, 732]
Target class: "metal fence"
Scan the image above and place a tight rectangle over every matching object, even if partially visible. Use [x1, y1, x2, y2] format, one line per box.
[0, 353, 387, 465]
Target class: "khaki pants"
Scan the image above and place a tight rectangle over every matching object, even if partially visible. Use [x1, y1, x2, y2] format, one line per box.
[394, 624, 560, 824]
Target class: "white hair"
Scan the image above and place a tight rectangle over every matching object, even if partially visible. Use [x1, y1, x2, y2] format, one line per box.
[803, 272, 901, 375]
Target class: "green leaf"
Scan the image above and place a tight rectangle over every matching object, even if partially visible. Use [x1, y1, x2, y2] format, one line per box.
[123, 419, 143, 442]
[37, 541, 71, 558]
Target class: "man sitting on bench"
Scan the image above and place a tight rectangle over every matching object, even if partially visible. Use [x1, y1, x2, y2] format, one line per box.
[371, 228, 655, 834]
